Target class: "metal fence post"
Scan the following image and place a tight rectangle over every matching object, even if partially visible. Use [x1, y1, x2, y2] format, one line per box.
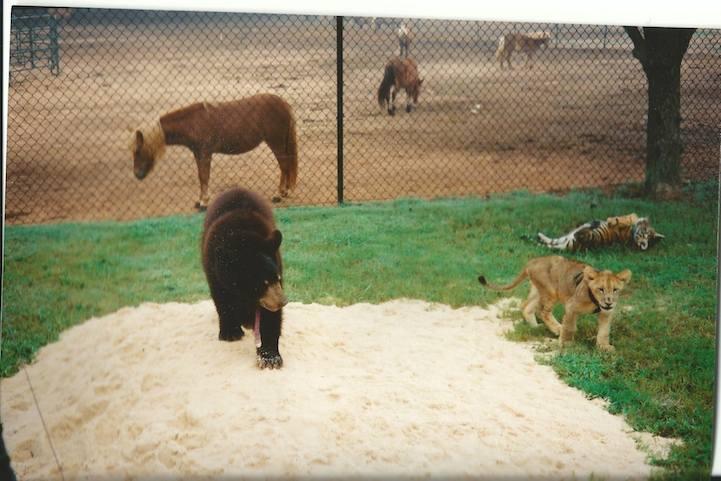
[49, 16, 60, 75]
[603, 25, 608, 50]
[29, 19, 36, 68]
[336, 16, 344, 204]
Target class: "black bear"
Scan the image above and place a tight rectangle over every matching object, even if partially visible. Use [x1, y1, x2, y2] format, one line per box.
[201, 187, 288, 369]
[0, 424, 17, 481]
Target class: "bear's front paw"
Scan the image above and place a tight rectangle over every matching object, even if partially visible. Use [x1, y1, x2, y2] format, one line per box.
[219, 328, 244, 342]
[256, 347, 283, 369]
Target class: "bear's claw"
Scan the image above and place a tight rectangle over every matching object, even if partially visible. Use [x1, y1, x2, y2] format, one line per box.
[256, 348, 283, 369]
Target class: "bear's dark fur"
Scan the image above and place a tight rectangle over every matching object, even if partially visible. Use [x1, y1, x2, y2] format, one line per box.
[201, 187, 288, 369]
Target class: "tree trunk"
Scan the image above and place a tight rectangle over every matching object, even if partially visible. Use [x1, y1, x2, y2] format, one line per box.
[645, 60, 682, 192]
[624, 27, 695, 196]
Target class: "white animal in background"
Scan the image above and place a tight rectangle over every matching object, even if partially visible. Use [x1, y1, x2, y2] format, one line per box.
[495, 31, 551, 70]
[397, 22, 413, 57]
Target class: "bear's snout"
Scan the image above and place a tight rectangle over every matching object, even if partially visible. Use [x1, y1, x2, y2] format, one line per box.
[260, 282, 288, 312]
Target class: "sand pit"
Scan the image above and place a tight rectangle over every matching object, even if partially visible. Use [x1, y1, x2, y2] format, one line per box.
[2, 299, 674, 480]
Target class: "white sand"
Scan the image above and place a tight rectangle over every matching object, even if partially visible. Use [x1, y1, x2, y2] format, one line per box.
[1, 299, 675, 480]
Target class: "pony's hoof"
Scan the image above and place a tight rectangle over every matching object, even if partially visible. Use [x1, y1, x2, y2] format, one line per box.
[388, 109, 395, 116]
[195, 202, 207, 212]
[405, 105, 412, 113]
[271, 196, 282, 203]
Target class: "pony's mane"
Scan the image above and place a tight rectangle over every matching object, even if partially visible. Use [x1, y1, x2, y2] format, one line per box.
[131, 120, 166, 160]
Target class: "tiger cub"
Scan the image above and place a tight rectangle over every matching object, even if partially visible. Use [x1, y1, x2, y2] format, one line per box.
[537, 213, 664, 252]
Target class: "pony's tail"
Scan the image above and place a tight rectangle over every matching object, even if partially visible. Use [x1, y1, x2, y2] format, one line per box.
[284, 114, 298, 192]
[478, 269, 528, 292]
[377, 64, 395, 109]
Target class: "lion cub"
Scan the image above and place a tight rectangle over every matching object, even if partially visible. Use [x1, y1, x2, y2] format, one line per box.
[478, 255, 631, 351]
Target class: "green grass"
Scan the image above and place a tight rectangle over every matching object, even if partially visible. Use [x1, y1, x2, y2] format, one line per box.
[2, 185, 717, 479]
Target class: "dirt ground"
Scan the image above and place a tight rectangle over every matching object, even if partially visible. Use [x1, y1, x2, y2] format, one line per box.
[6, 16, 721, 224]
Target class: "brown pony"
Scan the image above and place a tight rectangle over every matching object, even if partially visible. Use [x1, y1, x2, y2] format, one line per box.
[377, 57, 423, 116]
[130, 93, 298, 209]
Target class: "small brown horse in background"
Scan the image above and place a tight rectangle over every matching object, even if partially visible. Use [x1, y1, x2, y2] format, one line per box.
[377, 57, 423, 116]
[130, 93, 298, 209]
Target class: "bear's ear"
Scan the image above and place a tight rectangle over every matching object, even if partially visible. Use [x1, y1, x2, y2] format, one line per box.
[267, 230, 282, 251]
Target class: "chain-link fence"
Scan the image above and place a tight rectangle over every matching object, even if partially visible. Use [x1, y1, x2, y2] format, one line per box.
[6, 7, 721, 224]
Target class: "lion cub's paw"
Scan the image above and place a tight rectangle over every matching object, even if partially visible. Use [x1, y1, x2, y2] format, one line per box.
[597, 343, 615, 352]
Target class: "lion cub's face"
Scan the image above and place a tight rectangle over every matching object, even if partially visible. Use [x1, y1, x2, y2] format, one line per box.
[584, 267, 631, 312]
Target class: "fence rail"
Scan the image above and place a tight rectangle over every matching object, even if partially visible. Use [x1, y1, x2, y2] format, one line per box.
[10, 10, 60, 76]
[6, 8, 721, 224]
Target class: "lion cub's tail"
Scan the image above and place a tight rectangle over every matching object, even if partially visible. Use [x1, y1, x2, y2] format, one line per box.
[478, 269, 528, 292]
